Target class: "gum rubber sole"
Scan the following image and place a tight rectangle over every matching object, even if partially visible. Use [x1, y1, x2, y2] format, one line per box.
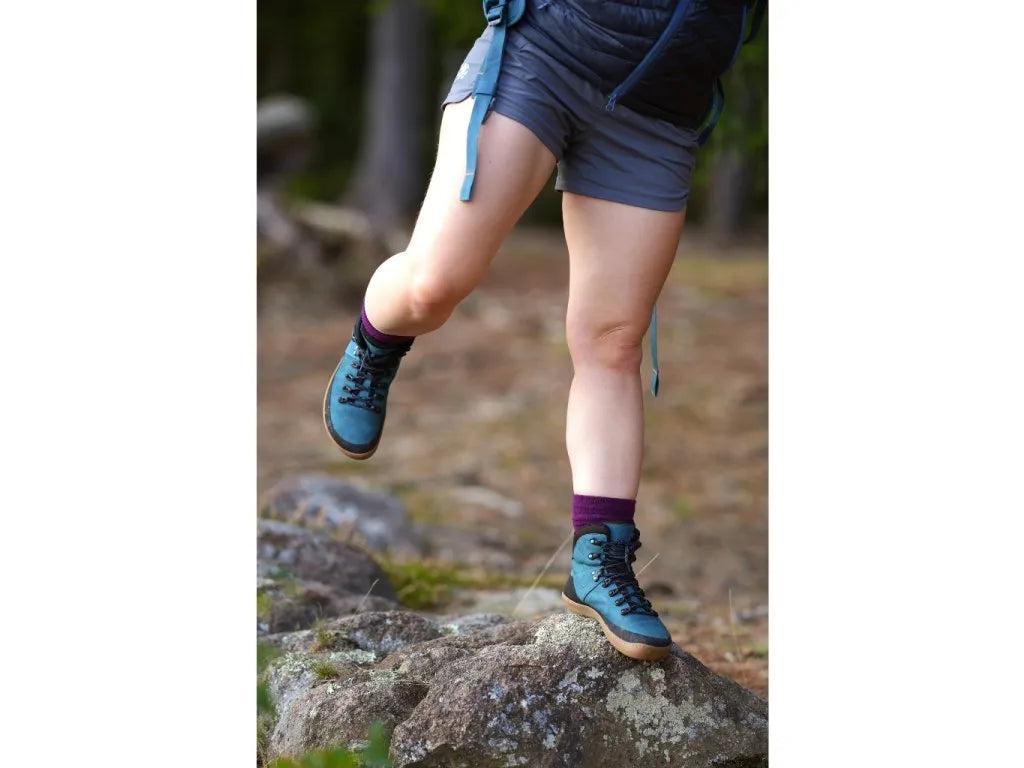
[561, 593, 671, 661]
[322, 372, 379, 461]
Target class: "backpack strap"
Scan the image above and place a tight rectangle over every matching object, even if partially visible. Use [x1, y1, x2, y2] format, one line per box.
[605, 0, 695, 113]
[460, 0, 526, 202]
[650, 1, 766, 397]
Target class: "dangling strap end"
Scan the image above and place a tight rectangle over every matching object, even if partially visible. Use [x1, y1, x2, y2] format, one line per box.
[459, 173, 475, 201]
[648, 304, 660, 397]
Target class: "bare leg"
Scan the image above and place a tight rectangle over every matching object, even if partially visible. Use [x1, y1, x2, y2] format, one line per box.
[362, 99, 557, 336]
[562, 193, 686, 498]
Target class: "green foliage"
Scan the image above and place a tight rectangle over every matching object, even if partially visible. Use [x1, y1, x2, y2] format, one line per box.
[378, 558, 466, 610]
[672, 496, 695, 520]
[257, 591, 275, 621]
[379, 556, 563, 610]
[311, 619, 335, 652]
[268, 720, 393, 768]
[312, 660, 342, 679]
[271, 748, 359, 768]
[259, 641, 283, 677]
[258, 641, 284, 763]
[690, 15, 769, 224]
[748, 642, 769, 658]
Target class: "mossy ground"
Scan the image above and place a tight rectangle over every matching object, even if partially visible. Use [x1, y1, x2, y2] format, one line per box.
[377, 557, 563, 611]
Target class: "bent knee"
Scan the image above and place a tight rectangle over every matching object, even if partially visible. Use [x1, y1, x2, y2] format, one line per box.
[566, 319, 646, 372]
[406, 257, 474, 321]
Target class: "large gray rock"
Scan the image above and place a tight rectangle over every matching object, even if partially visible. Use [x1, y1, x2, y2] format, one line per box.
[264, 612, 767, 767]
[257, 518, 397, 604]
[260, 475, 423, 556]
[271, 668, 430, 758]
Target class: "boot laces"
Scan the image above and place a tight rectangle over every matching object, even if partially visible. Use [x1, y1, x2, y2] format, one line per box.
[338, 347, 406, 413]
[594, 531, 658, 616]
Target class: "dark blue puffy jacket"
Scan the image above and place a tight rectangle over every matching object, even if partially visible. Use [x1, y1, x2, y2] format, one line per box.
[515, 0, 749, 127]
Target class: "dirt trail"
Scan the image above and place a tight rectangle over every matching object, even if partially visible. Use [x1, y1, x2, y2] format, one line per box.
[258, 227, 768, 695]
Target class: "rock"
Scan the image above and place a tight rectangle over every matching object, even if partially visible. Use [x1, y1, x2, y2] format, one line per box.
[271, 668, 430, 758]
[448, 586, 565, 617]
[257, 95, 314, 153]
[447, 486, 524, 519]
[257, 576, 403, 635]
[264, 613, 767, 767]
[265, 649, 382, 732]
[267, 610, 444, 656]
[411, 521, 517, 570]
[260, 475, 423, 556]
[432, 612, 509, 636]
[257, 518, 398, 603]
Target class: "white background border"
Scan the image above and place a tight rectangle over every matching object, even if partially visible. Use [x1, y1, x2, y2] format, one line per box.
[2, 1, 1023, 764]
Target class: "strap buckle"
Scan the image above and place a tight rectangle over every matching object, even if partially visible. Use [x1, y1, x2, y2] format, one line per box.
[483, 0, 508, 25]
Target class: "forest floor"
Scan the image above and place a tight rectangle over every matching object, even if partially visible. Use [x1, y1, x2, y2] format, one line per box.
[258, 226, 768, 696]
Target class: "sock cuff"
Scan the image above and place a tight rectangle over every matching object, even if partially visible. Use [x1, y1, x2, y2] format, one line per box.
[572, 494, 636, 528]
[361, 306, 413, 346]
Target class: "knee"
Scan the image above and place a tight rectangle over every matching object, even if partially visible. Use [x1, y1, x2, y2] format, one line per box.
[566, 317, 646, 373]
[406, 259, 466, 323]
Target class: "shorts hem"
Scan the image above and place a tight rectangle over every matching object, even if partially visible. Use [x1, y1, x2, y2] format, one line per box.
[555, 179, 688, 213]
[440, 95, 565, 163]
[490, 102, 565, 162]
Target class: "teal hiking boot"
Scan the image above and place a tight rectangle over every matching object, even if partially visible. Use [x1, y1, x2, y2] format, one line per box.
[323, 318, 412, 460]
[562, 522, 672, 660]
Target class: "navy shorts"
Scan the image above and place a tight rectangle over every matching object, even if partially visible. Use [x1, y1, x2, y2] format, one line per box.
[442, 25, 699, 212]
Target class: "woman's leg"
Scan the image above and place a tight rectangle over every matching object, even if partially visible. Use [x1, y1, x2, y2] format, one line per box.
[562, 193, 686, 499]
[362, 98, 557, 336]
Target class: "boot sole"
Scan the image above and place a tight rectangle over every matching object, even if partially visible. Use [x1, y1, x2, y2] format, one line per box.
[561, 593, 671, 661]
[322, 374, 379, 461]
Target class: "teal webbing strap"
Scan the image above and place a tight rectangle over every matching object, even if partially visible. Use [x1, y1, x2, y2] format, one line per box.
[460, 0, 524, 201]
[649, 304, 660, 397]
[696, 78, 725, 147]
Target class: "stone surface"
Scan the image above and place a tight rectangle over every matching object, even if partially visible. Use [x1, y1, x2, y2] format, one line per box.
[266, 610, 444, 656]
[263, 612, 768, 767]
[447, 587, 565, 618]
[257, 576, 402, 635]
[411, 521, 518, 570]
[257, 518, 398, 603]
[260, 474, 423, 556]
[271, 669, 430, 758]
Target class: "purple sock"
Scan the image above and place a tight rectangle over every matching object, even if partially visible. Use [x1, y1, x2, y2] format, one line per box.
[360, 306, 413, 347]
[572, 494, 636, 529]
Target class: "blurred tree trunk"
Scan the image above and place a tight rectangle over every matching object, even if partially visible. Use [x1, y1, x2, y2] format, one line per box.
[345, 0, 427, 248]
[705, 85, 756, 244]
[706, 147, 749, 243]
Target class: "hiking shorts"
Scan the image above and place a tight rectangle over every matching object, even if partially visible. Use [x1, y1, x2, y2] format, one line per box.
[442, 25, 700, 212]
